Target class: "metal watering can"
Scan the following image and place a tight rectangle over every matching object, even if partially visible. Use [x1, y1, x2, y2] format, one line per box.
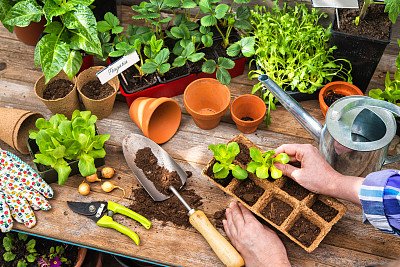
[258, 74, 400, 177]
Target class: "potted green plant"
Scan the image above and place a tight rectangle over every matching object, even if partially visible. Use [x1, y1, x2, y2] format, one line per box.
[246, 147, 289, 179]
[1, 232, 88, 267]
[330, 0, 399, 92]
[27, 110, 109, 185]
[249, 1, 352, 124]
[2, 0, 103, 83]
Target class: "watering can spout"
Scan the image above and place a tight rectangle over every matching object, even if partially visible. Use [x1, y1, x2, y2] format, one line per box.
[258, 74, 323, 142]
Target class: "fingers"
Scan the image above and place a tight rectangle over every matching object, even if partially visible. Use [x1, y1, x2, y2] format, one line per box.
[237, 202, 256, 223]
[229, 202, 245, 228]
[5, 194, 36, 229]
[274, 162, 301, 181]
[0, 194, 13, 232]
[23, 190, 51, 211]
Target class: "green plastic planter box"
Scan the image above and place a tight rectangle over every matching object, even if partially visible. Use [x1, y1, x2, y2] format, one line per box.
[27, 138, 105, 184]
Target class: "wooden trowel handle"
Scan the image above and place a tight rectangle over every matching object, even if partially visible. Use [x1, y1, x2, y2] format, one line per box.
[189, 210, 244, 267]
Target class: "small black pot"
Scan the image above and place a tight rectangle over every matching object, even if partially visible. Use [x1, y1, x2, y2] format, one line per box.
[330, 9, 392, 92]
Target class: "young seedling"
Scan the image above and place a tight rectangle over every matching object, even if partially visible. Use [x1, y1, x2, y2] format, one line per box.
[246, 147, 289, 179]
[208, 142, 248, 180]
[202, 57, 235, 85]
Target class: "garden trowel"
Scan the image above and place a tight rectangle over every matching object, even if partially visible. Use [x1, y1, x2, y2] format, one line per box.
[122, 133, 244, 267]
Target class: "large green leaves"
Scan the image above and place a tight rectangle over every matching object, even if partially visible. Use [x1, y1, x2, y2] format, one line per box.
[37, 34, 70, 83]
[63, 5, 101, 55]
[385, 0, 400, 24]
[63, 50, 82, 80]
[4, 0, 43, 27]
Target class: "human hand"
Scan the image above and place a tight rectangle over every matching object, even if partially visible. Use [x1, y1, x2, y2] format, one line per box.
[0, 151, 53, 232]
[223, 202, 290, 267]
[274, 144, 364, 204]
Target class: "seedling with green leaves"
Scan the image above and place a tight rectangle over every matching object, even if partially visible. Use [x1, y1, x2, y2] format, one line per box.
[355, 0, 400, 25]
[246, 147, 289, 179]
[2, 232, 37, 265]
[249, 1, 352, 124]
[208, 142, 248, 180]
[369, 40, 400, 105]
[3, 0, 102, 83]
[199, 0, 252, 48]
[202, 57, 235, 85]
[29, 110, 110, 185]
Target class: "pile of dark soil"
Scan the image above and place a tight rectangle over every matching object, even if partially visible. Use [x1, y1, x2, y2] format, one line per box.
[80, 80, 114, 100]
[213, 209, 227, 229]
[134, 147, 182, 196]
[261, 198, 293, 226]
[233, 179, 264, 206]
[335, 4, 391, 40]
[288, 216, 321, 247]
[324, 91, 345, 107]
[43, 79, 74, 100]
[311, 200, 339, 222]
[281, 178, 310, 201]
[128, 187, 203, 228]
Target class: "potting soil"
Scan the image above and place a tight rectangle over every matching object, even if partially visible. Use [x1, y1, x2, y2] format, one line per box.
[80, 80, 114, 100]
[43, 79, 74, 100]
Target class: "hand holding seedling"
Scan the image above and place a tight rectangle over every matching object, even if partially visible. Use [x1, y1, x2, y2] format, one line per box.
[274, 144, 364, 205]
[0, 151, 53, 232]
[246, 148, 289, 179]
[223, 202, 290, 267]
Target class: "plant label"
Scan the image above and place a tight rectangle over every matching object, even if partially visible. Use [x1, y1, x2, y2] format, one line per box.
[96, 52, 140, 84]
[311, 0, 358, 8]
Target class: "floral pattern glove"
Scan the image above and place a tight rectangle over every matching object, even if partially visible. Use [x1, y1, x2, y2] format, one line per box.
[0, 151, 53, 232]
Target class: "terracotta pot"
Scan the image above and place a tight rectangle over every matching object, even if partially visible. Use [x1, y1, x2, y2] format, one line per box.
[76, 66, 119, 119]
[34, 71, 80, 120]
[0, 107, 43, 154]
[14, 17, 46, 46]
[184, 78, 231, 130]
[129, 97, 181, 144]
[230, 94, 266, 134]
[319, 81, 364, 117]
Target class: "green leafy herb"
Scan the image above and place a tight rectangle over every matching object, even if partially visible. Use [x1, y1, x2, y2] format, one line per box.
[2, 232, 37, 264]
[29, 110, 110, 185]
[208, 142, 248, 180]
[247, 147, 289, 179]
[249, 1, 352, 124]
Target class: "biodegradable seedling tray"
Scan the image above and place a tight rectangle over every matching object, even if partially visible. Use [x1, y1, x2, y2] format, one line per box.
[202, 134, 347, 252]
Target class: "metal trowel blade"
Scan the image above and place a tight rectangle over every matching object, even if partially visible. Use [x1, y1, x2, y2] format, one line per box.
[122, 133, 187, 202]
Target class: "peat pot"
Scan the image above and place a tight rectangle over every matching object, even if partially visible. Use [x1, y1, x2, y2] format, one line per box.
[319, 81, 363, 117]
[230, 94, 266, 133]
[184, 78, 231, 130]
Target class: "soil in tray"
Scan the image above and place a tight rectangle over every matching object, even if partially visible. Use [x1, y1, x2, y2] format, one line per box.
[158, 54, 189, 82]
[261, 198, 293, 226]
[233, 178, 264, 206]
[311, 200, 339, 222]
[234, 142, 251, 166]
[122, 67, 158, 92]
[324, 91, 345, 107]
[188, 46, 218, 74]
[334, 4, 391, 40]
[281, 178, 310, 201]
[288, 215, 321, 247]
[128, 187, 203, 228]
[80, 80, 114, 100]
[0, 232, 78, 267]
[134, 147, 182, 196]
[214, 35, 240, 60]
[205, 161, 234, 187]
[43, 79, 74, 100]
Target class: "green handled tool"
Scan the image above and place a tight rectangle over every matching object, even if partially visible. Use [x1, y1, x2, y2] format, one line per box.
[67, 201, 151, 245]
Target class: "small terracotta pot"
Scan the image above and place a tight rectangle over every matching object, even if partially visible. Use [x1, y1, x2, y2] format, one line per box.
[75, 247, 88, 267]
[76, 66, 119, 120]
[230, 94, 266, 133]
[184, 78, 231, 130]
[319, 81, 364, 117]
[0, 107, 43, 154]
[34, 71, 80, 120]
[129, 97, 181, 144]
[14, 17, 46, 46]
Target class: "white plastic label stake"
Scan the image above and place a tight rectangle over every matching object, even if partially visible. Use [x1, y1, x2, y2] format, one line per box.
[96, 52, 140, 84]
[311, 0, 358, 8]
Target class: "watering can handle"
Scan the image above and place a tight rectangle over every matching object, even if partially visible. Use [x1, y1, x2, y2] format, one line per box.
[334, 96, 400, 167]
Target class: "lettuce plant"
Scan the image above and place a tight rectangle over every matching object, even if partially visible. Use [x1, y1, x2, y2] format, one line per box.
[247, 147, 289, 179]
[208, 142, 248, 180]
[29, 110, 110, 185]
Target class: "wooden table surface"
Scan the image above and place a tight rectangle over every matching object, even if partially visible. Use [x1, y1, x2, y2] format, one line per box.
[1, 6, 400, 266]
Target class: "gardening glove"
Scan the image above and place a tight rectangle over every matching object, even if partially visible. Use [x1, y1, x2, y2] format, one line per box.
[0, 150, 53, 232]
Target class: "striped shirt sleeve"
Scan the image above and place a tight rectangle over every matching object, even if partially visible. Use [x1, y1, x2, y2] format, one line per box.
[359, 170, 400, 237]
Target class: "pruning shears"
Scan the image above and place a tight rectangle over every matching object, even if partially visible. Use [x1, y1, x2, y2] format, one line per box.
[67, 201, 151, 245]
